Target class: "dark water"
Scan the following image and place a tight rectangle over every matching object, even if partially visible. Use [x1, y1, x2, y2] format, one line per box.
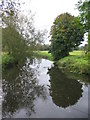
[2, 58, 89, 118]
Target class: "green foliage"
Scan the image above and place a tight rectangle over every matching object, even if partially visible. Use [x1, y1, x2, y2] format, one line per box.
[36, 50, 89, 75]
[2, 26, 29, 64]
[2, 0, 45, 68]
[49, 13, 84, 60]
[36, 44, 50, 51]
[2, 53, 15, 69]
[57, 53, 89, 74]
[77, 0, 89, 32]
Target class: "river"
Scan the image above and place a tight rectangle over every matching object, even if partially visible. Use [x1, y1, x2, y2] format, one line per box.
[2, 58, 90, 118]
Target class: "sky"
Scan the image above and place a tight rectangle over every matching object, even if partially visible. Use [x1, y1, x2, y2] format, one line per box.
[20, 0, 87, 45]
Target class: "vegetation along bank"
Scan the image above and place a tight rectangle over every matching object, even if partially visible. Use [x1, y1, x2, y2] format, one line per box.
[37, 50, 89, 75]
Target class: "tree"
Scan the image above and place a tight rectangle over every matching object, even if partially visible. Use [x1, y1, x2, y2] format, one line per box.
[77, 0, 89, 33]
[2, 26, 28, 64]
[1, 0, 46, 65]
[49, 13, 84, 60]
[77, 0, 89, 60]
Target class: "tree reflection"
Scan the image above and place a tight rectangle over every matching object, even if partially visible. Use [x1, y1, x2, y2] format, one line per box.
[48, 66, 83, 108]
[2, 59, 46, 118]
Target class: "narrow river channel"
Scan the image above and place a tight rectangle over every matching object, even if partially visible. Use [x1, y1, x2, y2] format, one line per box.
[2, 58, 90, 118]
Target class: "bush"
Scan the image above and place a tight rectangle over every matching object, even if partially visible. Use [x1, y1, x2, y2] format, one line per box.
[2, 53, 15, 69]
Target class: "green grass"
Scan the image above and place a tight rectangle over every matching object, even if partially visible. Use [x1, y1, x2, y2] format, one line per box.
[57, 54, 88, 74]
[69, 50, 84, 56]
[58, 51, 89, 74]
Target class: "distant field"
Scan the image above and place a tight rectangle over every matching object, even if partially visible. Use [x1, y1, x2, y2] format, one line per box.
[38, 50, 84, 55]
[69, 50, 84, 56]
[37, 50, 84, 59]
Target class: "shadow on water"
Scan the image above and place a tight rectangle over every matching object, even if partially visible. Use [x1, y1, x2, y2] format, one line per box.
[48, 66, 83, 108]
[2, 58, 47, 118]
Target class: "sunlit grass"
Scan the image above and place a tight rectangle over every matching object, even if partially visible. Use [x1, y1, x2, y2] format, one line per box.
[69, 50, 84, 56]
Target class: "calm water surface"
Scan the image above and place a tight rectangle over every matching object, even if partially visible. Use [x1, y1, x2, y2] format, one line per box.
[2, 58, 89, 118]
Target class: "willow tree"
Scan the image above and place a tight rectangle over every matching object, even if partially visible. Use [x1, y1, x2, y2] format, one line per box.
[2, 0, 45, 64]
[49, 13, 84, 60]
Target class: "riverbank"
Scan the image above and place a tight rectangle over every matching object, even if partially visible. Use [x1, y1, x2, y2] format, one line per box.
[2, 50, 89, 75]
[36, 50, 89, 75]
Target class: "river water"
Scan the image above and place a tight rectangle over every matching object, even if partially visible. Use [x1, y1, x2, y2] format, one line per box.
[2, 58, 90, 118]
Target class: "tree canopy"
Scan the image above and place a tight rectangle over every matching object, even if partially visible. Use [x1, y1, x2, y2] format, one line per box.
[2, 0, 46, 65]
[49, 13, 84, 60]
[77, 0, 89, 33]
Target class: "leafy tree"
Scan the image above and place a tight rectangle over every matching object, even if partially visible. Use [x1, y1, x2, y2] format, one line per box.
[1, 0, 46, 65]
[2, 26, 28, 64]
[49, 13, 84, 60]
[77, 0, 90, 62]
[77, 0, 89, 32]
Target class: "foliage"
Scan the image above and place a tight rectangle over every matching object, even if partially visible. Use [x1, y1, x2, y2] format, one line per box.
[49, 13, 84, 60]
[1, 0, 21, 27]
[2, 53, 15, 69]
[57, 53, 89, 74]
[36, 50, 89, 74]
[36, 44, 50, 51]
[2, 26, 29, 64]
[1, 0, 46, 67]
[77, 0, 89, 32]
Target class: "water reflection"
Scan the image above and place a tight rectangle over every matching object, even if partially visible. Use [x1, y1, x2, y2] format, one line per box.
[2, 59, 47, 118]
[48, 66, 83, 108]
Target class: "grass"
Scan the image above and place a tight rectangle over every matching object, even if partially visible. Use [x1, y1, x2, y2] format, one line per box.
[69, 50, 84, 56]
[36, 50, 89, 75]
[57, 54, 88, 74]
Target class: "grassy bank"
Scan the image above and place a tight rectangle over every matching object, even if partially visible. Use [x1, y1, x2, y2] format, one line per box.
[2, 50, 89, 75]
[37, 50, 89, 75]
[57, 54, 88, 74]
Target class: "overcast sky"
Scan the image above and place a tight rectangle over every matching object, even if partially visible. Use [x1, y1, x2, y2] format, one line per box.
[20, 0, 87, 45]
[21, 0, 79, 29]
